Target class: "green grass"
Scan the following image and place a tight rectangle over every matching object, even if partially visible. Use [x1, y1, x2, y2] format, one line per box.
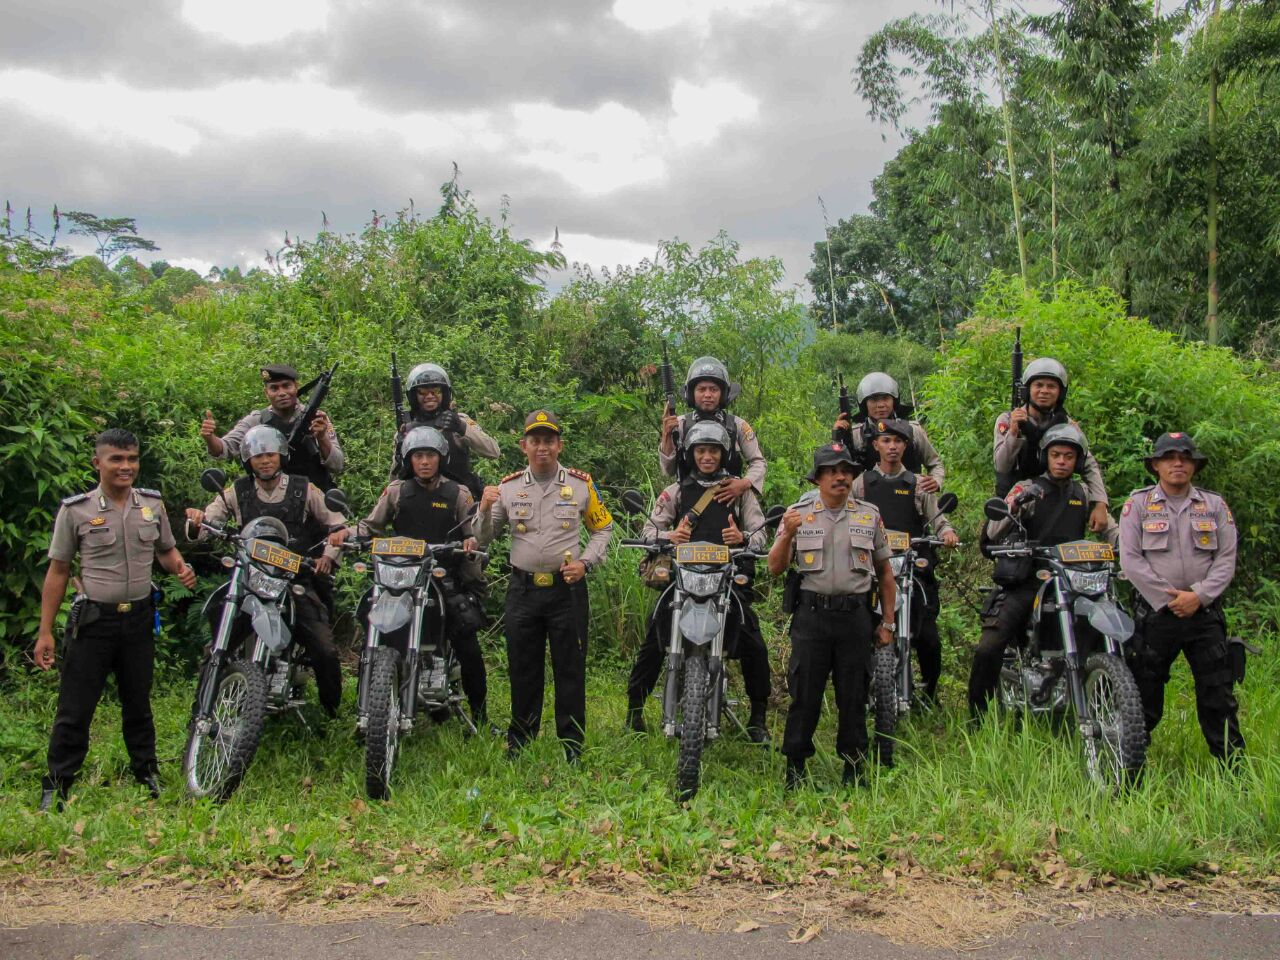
[2, 622, 1277, 898]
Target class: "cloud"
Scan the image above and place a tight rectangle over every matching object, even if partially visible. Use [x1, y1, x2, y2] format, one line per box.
[180, 0, 331, 45]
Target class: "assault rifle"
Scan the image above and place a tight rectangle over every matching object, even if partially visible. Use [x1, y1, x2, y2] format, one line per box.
[390, 352, 407, 475]
[286, 361, 338, 466]
[660, 339, 676, 419]
[1011, 327, 1023, 411]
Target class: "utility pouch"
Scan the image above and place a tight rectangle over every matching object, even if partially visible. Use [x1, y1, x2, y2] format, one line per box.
[638, 553, 674, 590]
[781, 568, 802, 614]
[1227, 636, 1261, 685]
[445, 589, 487, 634]
[992, 553, 1032, 588]
[64, 595, 88, 643]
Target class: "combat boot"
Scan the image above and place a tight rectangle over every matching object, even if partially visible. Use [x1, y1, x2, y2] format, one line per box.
[38, 783, 68, 813]
[784, 757, 806, 791]
[626, 698, 647, 734]
[746, 700, 770, 745]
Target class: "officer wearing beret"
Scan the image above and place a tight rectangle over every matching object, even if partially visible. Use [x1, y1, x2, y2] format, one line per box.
[767, 442, 896, 788]
[35, 429, 197, 811]
[201, 363, 344, 490]
[477, 411, 614, 761]
[1119, 432, 1243, 762]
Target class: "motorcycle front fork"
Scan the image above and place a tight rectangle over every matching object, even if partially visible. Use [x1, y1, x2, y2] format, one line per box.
[195, 576, 244, 718]
[357, 587, 427, 732]
[1049, 579, 1093, 732]
[661, 595, 728, 739]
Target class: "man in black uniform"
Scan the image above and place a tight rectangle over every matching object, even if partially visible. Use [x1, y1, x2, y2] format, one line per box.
[626, 421, 772, 742]
[968, 423, 1102, 716]
[850, 419, 959, 707]
[187, 425, 348, 717]
[389, 363, 500, 497]
[35, 428, 198, 811]
[832, 372, 945, 489]
[201, 363, 344, 491]
[333, 426, 490, 725]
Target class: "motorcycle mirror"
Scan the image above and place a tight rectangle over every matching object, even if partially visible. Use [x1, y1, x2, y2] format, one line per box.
[763, 504, 786, 528]
[983, 496, 1012, 522]
[200, 468, 227, 494]
[621, 489, 648, 517]
[324, 488, 349, 514]
[935, 492, 958, 515]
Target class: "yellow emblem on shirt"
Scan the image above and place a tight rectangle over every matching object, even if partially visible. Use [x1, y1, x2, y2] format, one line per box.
[90, 516, 106, 526]
[141, 506, 154, 521]
[583, 479, 613, 531]
[561, 485, 574, 499]
[803, 553, 815, 565]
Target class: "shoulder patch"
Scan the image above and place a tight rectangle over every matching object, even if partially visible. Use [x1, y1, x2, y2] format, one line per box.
[739, 420, 756, 442]
[61, 492, 91, 506]
[500, 470, 524, 484]
[997, 421, 1009, 435]
[567, 467, 591, 482]
[135, 487, 162, 499]
[1121, 498, 1133, 517]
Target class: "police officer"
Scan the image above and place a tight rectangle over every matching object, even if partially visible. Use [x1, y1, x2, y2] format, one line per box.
[1119, 432, 1243, 762]
[968, 423, 1108, 716]
[186, 425, 347, 717]
[477, 411, 613, 761]
[993, 358, 1109, 532]
[626, 421, 773, 742]
[851, 419, 959, 707]
[767, 442, 896, 788]
[391, 363, 500, 498]
[833, 372, 945, 490]
[333, 426, 490, 726]
[660, 356, 766, 502]
[35, 429, 198, 811]
[201, 363, 344, 491]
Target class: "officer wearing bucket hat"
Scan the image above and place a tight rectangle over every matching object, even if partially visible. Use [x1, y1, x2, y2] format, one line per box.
[477, 411, 613, 761]
[1119, 432, 1244, 762]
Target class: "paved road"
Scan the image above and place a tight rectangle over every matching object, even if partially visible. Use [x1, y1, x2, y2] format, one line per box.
[3, 909, 1279, 959]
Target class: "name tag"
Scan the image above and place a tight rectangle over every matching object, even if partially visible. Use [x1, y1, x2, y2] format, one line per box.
[1192, 519, 1216, 532]
[1143, 520, 1169, 533]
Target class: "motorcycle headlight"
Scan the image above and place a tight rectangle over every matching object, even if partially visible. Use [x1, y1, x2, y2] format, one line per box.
[1066, 568, 1110, 595]
[678, 569, 723, 598]
[889, 556, 908, 576]
[246, 564, 289, 600]
[375, 560, 421, 590]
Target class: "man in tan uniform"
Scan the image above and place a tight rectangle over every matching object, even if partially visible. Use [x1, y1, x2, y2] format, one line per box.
[1119, 432, 1243, 762]
[478, 410, 613, 761]
[832, 372, 945, 489]
[768, 442, 896, 788]
[35, 428, 197, 811]
[390, 362, 500, 497]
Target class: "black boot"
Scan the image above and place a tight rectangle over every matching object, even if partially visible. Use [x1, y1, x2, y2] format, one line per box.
[746, 700, 771, 745]
[784, 757, 806, 791]
[842, 760, 866, 787]
[38, 783, 68, 813]
[137, 771, 161, 800]
[626, 699, 647, 734]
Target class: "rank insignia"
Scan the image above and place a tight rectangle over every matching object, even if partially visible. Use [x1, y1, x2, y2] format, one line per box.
[90, 516, 106, 526]
[516, 523, 527, 534]
[516, 491, 529, 499]
[141, 506, 154, 521]
[561, 485, 573, 499]
[805, 513, 815, 523]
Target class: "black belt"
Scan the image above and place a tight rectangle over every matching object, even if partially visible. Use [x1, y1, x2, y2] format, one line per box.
[512, 569, 569, 588]
[798, 589, 868, 612]
[87, 597, 152, 615]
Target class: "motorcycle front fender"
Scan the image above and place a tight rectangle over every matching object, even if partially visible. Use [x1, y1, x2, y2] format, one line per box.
[678, 598, 721, 646]
[1075, 595, 1135, 643]
[370, 590, 413, 633]
[243, 593, 291, 654]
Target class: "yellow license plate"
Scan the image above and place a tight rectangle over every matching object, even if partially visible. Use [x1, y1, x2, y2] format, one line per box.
[885, 530, 911, 552]
[675, 542, 731, 565]
[1056, 541, 1115, 563]
[371, 536, 427, 558]
[249, 539, 302, 574]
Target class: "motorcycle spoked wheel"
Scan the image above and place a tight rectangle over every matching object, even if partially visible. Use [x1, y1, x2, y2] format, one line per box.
[364, 647, 402, 800]
[1082, 652, 1149, 788]
[871, 643, 900, 766]
[183, 658, 268, 801]
[675, 654, 711, 802]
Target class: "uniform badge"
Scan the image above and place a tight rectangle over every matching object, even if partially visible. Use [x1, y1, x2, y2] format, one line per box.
[516, 491, 529, 498]
[1199, 535, 1210, 546]
[561, 521, 570, 529]
[1121, 500, 1132, 517]
[141, 506, 154, 521]
[561, 485, 573, 499]
[858, 551, 869, 563]
[90, 516, 106, 526]
[805, 513, 815, 523]
[802, 553, 815, 565]
[516, 523, 527, 534]
[998, 421, 1009, 435]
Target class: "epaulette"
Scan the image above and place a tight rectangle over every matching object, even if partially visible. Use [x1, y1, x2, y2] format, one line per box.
[1128, 485, 1155, 498]
[567, 467, 591, 482]
[793, 489, 819, 507]
[136, 487, 163, 498]
[500, 470, 524, 484]
[61, 492, 91, 506]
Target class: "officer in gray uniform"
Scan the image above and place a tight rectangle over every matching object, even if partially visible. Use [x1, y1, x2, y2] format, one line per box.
[390, 362, 500, 497]
[201, 363, 344, 490]
[833, 372, 945, 490]
[35, 428, 197, 811]
[992, 358, 1110, 532]
[660, 356, 767, 500]
[477, 410, 614, 760]
[1119, 432, 1243, 762]
[767, 442, 896, 788]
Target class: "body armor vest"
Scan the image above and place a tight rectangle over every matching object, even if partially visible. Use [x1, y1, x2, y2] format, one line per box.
[1025, 477, 1089, 546]
[862, 470, 923, 539]
[403, 411, 481, 499]
[995, 406, 1070, 497]
[839, 418, 924, 473]
[676, 479, 737, 544]
[235, 474, 329, 557]
[392, 478, 462, 543]
[260, 408, 334, 492]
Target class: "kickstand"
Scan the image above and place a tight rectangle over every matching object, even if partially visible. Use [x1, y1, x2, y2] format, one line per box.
[453, 703, 478, 738]
[291, 705, 314, 736]
[723, 702, 749, 738]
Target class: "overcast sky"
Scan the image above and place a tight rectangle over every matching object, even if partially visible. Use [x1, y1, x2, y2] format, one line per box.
[3, 0, 965, 294]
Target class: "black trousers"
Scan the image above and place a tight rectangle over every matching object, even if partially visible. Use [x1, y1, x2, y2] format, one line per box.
[1136, 607, 1244, 759]
[968, 583, 1039, 716]
[781, 599, 874, 765]
[627, 589, 770, 705]
[44, 603, 156, 790]
[293, 585, 343, 717]
[910, 568, 942, 699]
[505, 577, 589, 754]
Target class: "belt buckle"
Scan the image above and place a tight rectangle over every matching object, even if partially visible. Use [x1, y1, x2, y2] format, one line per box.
[116, 602, 133, 613]
[532, 572, 555, 587]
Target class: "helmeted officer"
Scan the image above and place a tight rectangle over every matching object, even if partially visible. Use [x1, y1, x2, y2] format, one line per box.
[832, 372, 945, 491]
[1119, 432, 1243, 762]
[201, 363, 344, 491]
[659, 356, 767, 503]
[767, 442, 896, 788]
[968, 423, 1108, 716]
[851, 418, 959, 707]
[334, 426, 490, 726]
[477, 411, 614, 761]
[35, 428, 198, 811]
[390, 362, 500, 498]
[993, 358, 1109, 532]
[626, 421, 773, 742]
[186, 425, 347, 717]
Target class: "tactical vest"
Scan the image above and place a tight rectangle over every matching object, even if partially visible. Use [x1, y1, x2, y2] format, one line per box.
[1025, 477, 1089, 546]
[678, 411, 741, 480]
[995, 406, 1069, 497]
[260, 408, 334, 492]
[235, 474, 330, 557]
[841, 418, 924, 474]
[402, 411, 482, 499]
[392, 478, 462, 543]
[862, 470, 923, 539]
[676, 479, 737, 544]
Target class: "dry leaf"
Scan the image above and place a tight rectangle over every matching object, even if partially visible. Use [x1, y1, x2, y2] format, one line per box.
[370, 876, 389, 887]
[788, 924, 821, 944]
[734, 920, 762, 934]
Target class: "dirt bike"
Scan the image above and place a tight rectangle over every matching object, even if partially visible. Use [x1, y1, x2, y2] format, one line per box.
[870, 491, 959, 764]
[983, 496, 1149, 787]
[182, 468, 322, 801]
[619, 491, 782, 801]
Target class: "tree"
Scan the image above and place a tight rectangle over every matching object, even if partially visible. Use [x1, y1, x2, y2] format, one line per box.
[64, 211, 159, 267]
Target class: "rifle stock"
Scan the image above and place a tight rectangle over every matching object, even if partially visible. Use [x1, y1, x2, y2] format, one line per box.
[287, 361, 337, 453]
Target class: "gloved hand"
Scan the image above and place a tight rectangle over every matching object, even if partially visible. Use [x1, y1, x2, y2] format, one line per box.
[437, 410, 467, 436]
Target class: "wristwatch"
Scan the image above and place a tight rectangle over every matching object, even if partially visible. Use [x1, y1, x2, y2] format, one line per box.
[879, 621, 894, 631]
